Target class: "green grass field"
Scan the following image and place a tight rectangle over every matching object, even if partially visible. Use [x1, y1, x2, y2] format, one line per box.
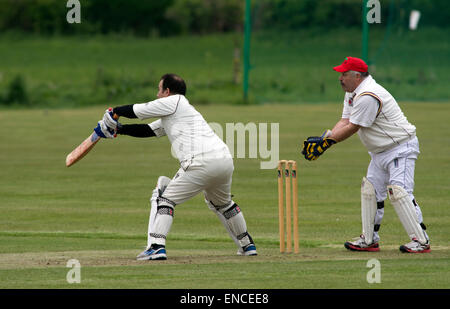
[1, 27, 449, 108]
[1, 102, 449, 289]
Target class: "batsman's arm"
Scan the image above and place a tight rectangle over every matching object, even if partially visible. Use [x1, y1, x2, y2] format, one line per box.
[117, 123, 156, 138]
[112, 104, 138, 119]
[112, 105, 164, 138]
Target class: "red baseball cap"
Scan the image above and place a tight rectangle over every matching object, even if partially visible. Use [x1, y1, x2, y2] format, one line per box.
[333, 57, 368, 73]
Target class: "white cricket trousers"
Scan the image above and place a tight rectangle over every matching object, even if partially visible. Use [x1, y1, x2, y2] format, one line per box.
[367, 136, 419, 202]
[162, 150, 235, 207]
[366, 136, 426, 240]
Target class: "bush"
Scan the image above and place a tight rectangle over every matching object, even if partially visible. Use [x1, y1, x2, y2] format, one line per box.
[0, 0, 244, 36]
[165, 0, 244, 34]
[2, 75, 29, 105]
[252, 0, 450, 31]
[0, 0, 177, 36]
[83, 0, 177, 36]
[0, 0, 68, 34]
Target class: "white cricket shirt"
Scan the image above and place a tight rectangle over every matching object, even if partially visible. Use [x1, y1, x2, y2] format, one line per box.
[132, 95, 229, 162]
[342, 75, 416, 153]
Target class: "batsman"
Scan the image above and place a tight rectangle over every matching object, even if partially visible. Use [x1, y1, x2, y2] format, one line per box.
[94, 73, 257, 260]
[301, 57, 431, 253]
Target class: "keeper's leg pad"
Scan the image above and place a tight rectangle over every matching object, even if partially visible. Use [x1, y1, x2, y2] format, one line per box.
[206, 200, 253, 251]
[147, 176, 172, 248]
[361, 177, 377, 244]
[387, 185, 427, 244]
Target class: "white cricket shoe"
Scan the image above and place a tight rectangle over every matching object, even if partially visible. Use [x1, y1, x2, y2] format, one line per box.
[399, 238, 431, 253]
[344, 234, 380, 252]
[237, 244, 257, 256]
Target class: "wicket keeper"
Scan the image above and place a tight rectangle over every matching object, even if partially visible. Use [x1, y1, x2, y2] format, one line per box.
[301, 57, 431, 253]
[95, 73, 257, 260]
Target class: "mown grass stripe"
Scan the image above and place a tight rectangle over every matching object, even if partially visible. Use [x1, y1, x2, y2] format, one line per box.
[0, 231, 326, 248]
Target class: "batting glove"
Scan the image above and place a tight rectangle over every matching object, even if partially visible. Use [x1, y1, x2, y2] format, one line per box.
[94, 120, 116, 139]
[102, 108, 118, 131]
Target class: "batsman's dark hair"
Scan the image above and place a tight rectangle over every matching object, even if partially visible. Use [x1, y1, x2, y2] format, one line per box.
[161, 73, 186, 95]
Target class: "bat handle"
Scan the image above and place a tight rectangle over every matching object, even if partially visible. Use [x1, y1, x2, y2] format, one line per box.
[108, 107, 119, 120]
[112, 113, 120, 137]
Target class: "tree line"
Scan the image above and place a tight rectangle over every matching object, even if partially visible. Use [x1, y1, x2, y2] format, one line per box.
[0, 0, 448, 37]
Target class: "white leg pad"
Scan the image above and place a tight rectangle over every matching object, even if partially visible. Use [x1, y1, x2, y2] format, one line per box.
[147, 176, 172, 248]
[149, 204, 174, 246]
[147, 194, 158, 249]
[361, 177, 377, 244]
[206, 200, 252, 251]
[206, 200, 242, 251]
[387, 185, 427, 244]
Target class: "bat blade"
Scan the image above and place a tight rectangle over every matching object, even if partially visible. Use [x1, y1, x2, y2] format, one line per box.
[66, 131, 101, 167]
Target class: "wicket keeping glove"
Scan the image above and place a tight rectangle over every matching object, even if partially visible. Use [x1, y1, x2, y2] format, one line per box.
[94, 120, 116, 139]
[301, 130, 336, 161]
[102, 108, 118, 131]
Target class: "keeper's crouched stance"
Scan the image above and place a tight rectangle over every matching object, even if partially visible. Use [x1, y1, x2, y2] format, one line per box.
[301, 57, 430, 253]
[95, 73, 256, 260]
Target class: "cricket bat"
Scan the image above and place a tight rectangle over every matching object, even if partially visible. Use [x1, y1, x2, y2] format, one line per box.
[65, 113, 118, 167]
[65, 131, 102, 167]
